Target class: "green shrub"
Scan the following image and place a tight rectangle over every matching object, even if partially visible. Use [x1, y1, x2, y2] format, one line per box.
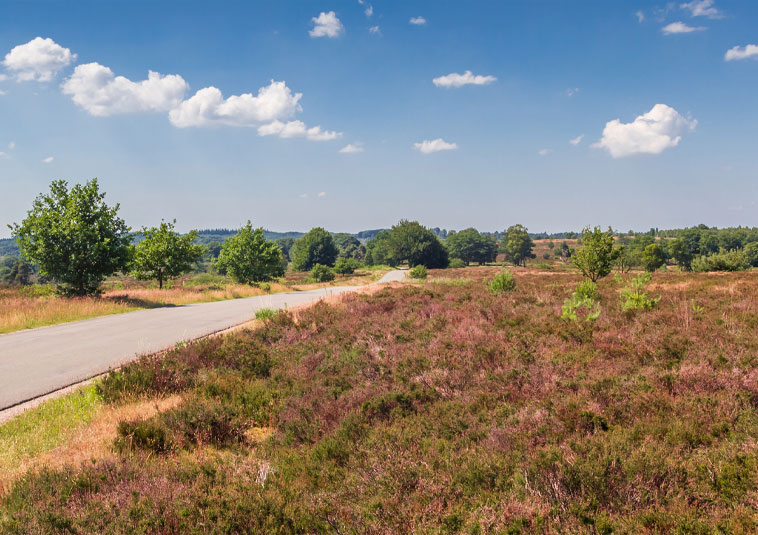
[334, 257, 360, 275]
[620, 273, 660, 311]
[542, 252, 551, 260]
[448, 258, 467, 269]
[488, 270, 516, 294]
[691, 250, 749, 272]
[310, 263, 335, 282]
[409, 265, 428, 279]
[115, 419, 172, 454]
[561, 281, 601, 321]
[255, 308, 276, 321]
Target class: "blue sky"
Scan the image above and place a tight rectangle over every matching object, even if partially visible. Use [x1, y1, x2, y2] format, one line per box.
[1, 0, 757, 236]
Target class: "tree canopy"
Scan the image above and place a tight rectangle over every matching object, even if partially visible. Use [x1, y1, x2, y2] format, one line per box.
[502, 225, 535, 267]
[215, 222, 285, 283]
[386, 220, 448, 268]
[573, 226, 620, 282]
[131, 220, 205, 288]
[446, 228, 498, 265]
[290, 227, 339, 271]
[11, 179, 131, 295]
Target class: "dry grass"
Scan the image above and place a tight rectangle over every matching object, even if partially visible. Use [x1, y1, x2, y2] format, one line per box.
[0, 389, 182, 495]
[0, 269, 385, 334]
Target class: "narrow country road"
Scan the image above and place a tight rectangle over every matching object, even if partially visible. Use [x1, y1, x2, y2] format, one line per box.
[0, 270, 406, 410]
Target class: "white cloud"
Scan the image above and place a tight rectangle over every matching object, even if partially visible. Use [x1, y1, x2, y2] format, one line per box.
[0, 90, 5, 96]
[62, 62, 188, 116]
[569, 134, 584, 145]
[680, 0, 722, 18]
[0, 74, 6, 81]
[3, 37, 76, 82]
[365, 5, 373, 17]
[636, 10, 645, 22]
[538, 148, 551, 156]
[369, 26, 381, 35]
[725, 44, 758, 61]
[662, 21, 705, 34]
[169, 81, 302, 128]
[433, 70, 496, 88]
[42, 156, 54, 163]
[339, 142, 364, 153]
[566, 87, 580, 97]
[317, 191, 326, 198]
[414, 138, 458, 154]
[0, 152, 6, 159]
[592, 103, 697, 158]
[309, 11, 344, 38]
[9, 141, 15, 149]
[409, 16, 427, 26]
[257, 120, 341, 141]
[299, 193, 308, 198]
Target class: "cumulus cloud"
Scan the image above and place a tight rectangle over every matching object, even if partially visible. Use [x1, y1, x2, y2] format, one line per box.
[339, 142, 364, 153]
[409, 16, 427, 26]
[299, 193, 308, 199]
[414, 138, 458, 154]
[257, 120, 341, 141]
[592, 103, 696, 158]
[680, 0, 722, 18]
[538, 148, 551, 156]
[369, 26, 381, 35]
[662, 21, 705, 34]
[3, 37, 76, 82]
[62, 62, 188, 116]
[9, 141, 15, 149]
[0, 90, 6, 96]
[433, 70, 496, 88]
[0, 74, 6, 81]
[569, 134, 584, 145]
[169, 81, 302, 127]
[566, 87, 580, 97]
[42, 156, 54, 163]
[365, 5, 373, 17]
[317, 191, 326, 198]
[636, 10, 645, 22]
[725, 44, 758, 61]
[309, 12, 344, 38]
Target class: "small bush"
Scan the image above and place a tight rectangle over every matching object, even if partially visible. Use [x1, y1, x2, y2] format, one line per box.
[542, 252, 551, 260]
[575, 280, 597, 301]
[620, 273, 660, 311]
[409, 265, 428, 279]
[488, 270, 516, 294]
[448, 258, 467, 269]
[334, 257, 360, 275]
[310, 263, 335, 282]
[691, 250, 749, 272]
[115, 419, 172, 454]
[561, 281, 601, 322]
[255, 308, 276, 321]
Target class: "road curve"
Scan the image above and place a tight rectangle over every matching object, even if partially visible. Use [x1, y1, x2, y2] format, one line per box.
[0, 270, 406, 410]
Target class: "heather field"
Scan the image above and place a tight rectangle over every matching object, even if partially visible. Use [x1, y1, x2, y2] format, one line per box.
[1, 268, 757, 534]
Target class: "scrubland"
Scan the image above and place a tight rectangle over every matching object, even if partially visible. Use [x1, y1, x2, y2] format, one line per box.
[1, 268, 756, 534]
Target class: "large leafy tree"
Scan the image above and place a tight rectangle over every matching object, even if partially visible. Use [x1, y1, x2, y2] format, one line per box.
[641, 243, 666, 273]
[364, 230, 396, 266]
[502, 224, 535, 267]
[215, 222, 285, 283]
[332, 232, 365, 260]
[11, 179, 131, 295]
[573, 226, 620, 282]
[668, 238, 693, 270]
[446, 228, 498, 265]
[291, 227, 339, 271]
[131, 220, 205, 289]
[387, 220, 448, 268]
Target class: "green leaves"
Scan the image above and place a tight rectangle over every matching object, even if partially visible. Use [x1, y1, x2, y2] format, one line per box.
[291, 227, 338, 271]
[131, 220, 205, 288]
[502, 224, 535, 267]
[11, 179, 131, 295]
[215, 222, 285, 284]
[573, 226, 619, 282]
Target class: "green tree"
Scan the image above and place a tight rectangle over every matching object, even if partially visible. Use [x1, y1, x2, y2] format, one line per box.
[446, 228, 498, 265]
[364, 230, 395, 266]
[641, 243, 665, 272]
[502, 224, 535, 267]
[386, 220, 448, 268]
[332, 233, 365, 260]
[291, 227, 339, 271]
[744, 242, 758, 267]
[668, 238, 693, 270]
[131, 220, 205, 289]
[573, 226, 619, 282]
[275, 237, 296, 261]
[11, 179, 131, 295]
[215, 222, 285, 283]
[3, 259, 33, 285]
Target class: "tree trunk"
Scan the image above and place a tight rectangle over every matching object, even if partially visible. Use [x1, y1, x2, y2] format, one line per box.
[159, 271, 163, 290]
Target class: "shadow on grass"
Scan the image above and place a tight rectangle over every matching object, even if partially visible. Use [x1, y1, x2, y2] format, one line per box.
[104, 295, 180, 309]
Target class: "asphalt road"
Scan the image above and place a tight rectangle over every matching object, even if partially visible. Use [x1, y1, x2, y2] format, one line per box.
[0, 270, 406, 410]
